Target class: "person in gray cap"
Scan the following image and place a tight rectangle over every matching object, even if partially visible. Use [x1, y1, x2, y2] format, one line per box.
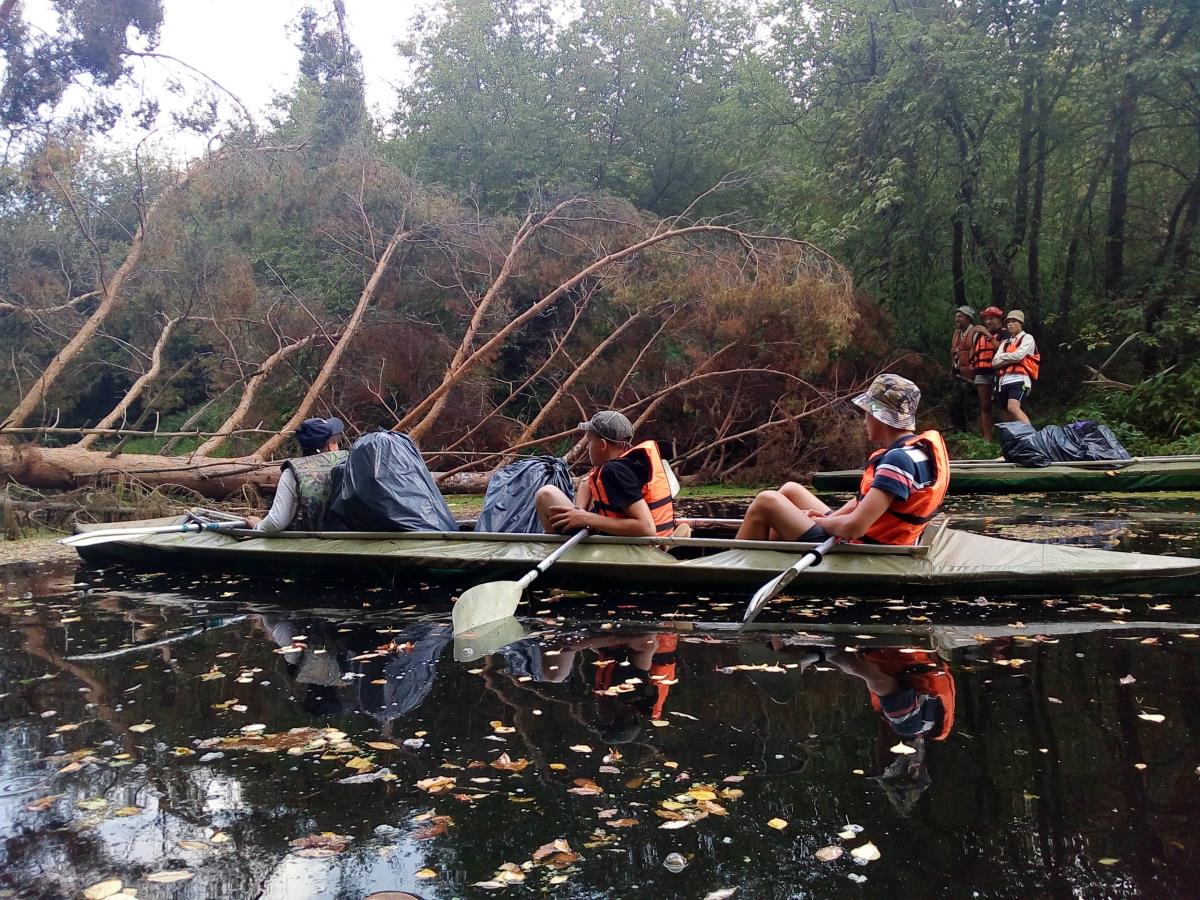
[950, 305, 980, 429]
[736, 374, 949, 546]
[534, 410, 677, 537]
[246, 416, 348, 533]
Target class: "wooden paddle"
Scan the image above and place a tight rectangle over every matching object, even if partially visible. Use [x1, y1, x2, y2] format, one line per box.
[62, 519, 248, 548]
[741, 535, 838, 626]
[452, 529, 590, 634]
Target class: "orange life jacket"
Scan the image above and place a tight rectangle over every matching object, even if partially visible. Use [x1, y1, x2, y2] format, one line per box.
[594, 634, 678, 719]
[856, 430, 950, 545]
[970, 329, 1000, 372]
[951, 327, 975, 371]
[587, 440, 676, 535]
[866, 649, 956, 741]
[996, 332, 1040, 382]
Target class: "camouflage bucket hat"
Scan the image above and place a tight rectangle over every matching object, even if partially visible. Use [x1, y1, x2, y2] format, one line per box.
[852, 374, 921, 430]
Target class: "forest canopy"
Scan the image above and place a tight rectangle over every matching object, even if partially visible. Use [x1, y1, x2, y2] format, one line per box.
[1, 0, 1198, 488]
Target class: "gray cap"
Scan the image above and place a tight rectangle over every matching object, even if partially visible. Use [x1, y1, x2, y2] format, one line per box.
[955, 305, 976, 320]
[578, 410, 634, 443]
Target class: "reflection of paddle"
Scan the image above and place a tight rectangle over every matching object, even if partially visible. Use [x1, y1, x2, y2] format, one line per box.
[453, 616, 529, 663]
[741, 535, 838, 626]
[62, 519, 248, 548]
[452, 529, 590, 634]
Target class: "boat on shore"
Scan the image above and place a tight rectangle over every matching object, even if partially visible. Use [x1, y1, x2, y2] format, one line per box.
[811, 454, 1200, 494]
[72, 514, 1200, 597]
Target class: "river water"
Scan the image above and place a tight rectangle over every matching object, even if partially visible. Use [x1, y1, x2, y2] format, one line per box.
[1, 493, 1199, 899]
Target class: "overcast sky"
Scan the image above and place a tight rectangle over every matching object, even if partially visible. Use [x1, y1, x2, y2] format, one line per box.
[23, 0, 426, 158]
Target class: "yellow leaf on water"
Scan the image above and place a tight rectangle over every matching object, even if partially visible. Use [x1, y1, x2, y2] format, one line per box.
[345, 757, 374, 771]
[113, 806, 141, 817]
[176, 840, 209, 851]
[128, 722, 155, 734]
[1138, 713, 1166, 723]
[851, 842, 881, 862]
[569, 744, 593, 753]
[549, 762, 567, 770]
[416, 776, 457, 794]
[650, 719, 669, 727]
[367, 742, 399, 751]
[767, 818, 788, 830]
[77, 797, 108, 811]
[1098, 857, 1119, 866]
[890, 742, 916, 755]
[24, 794, 63, 812]
[144, 870, 194, 884]
[815, 846, 843, 862]
[83, 879, 123, 900]
[199, 669, 225, 681]
[415, 868, 438, 879]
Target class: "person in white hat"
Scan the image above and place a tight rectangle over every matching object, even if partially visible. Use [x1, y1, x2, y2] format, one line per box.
[992, 310, 1039, 425]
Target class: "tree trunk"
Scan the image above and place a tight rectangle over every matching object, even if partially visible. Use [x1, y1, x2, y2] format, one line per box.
[195, 333, 320, 456]
[0, 443, 489, 499]
[78, 314, 186, 449]
[253, 225, 412, 459]
[1028, 79, 1048, 305]
[1104, 71, 1140, 293]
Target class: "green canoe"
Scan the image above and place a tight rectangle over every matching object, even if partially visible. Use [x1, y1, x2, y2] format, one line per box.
[73, 515, 1200, 597]
[811, 454, 1200, 494]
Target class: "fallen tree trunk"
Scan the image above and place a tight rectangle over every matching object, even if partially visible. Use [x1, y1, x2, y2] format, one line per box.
[0, 444, 491, 500]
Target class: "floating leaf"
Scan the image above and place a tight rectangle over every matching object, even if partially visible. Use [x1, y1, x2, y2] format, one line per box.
[345, 756, 374, 771]
[815, 846, 843, 862]
[609, 818, 638, 827]
[128, 722, 155, 734]
[569, 778, 603, 796]
[1119, 674, 1136, 685]
[290, 832, 350, 855]
[199, 669, 225, 681]
[25, 794, 63, 812]
[491, 752, 530, 773]
[77, 797, 108, 811]
[659, 819, 691, 829]
[702, 889, 738, 900]
[767, 818, 788, 831]
[532, 838, 580, 868]
[416, 776, 457, 794]
[851, 842, 881, 862]
[569, 744, 593, 754]
[1098, 857, 1119, 866]
[490, 720, 516, 734]
[177, 840, 209, 851]
[113, 806, 141, 817]
[415, 868, 438, 879]
[1138, 713, 1166, 724]
[650, 719, 669, 727]
[889, 742, 916, 755]
[83, 880, 123, 900]
[144, 870, 194, 884]
[472, 881, 506, 890]
[367, 741, 399, 751]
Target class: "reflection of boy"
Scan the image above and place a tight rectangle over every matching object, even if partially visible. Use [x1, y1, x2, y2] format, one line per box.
[831, 648, 955, 741]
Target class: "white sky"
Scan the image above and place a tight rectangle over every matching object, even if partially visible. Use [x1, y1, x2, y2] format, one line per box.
[21, 0, 426, 159]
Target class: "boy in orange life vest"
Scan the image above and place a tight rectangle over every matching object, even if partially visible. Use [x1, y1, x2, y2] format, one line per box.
[991, 310, 1039, 425]
[735, 374, 949, 545]
[534, 410, 675, 537]
[970, 306, 1005, 439]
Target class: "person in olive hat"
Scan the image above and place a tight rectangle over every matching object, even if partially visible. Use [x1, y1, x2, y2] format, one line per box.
[949, 305, 980, 429]
[534, 410, 675, 537]
[246, 416, 347, 533]
[736, 374, 949, 545]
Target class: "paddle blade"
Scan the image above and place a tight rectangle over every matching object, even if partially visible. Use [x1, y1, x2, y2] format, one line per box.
[452, 581, 524, 635]
[742, 573, 785, 624]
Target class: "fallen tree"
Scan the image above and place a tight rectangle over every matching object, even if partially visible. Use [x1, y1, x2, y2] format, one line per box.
[0, 444, 490, 500]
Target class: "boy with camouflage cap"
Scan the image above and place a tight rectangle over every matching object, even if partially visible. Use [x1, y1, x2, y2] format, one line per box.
[736, 374, 949, 546]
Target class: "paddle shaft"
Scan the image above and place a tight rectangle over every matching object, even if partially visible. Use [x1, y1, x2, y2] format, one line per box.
[516, 528, 590, 590]
[742, 535, 839, 626]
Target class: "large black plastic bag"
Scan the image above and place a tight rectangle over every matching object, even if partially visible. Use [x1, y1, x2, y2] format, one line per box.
[476, 456, 574, 534]
[323, 431, 458, 531]
[996, 421, 1132, 467]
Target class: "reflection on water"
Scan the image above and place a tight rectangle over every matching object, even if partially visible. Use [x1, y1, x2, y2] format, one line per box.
[3, 563, 1200, 899]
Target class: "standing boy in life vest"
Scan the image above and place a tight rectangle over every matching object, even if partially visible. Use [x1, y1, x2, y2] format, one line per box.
[991, 310, 1040, 425]
[949, 305, 978, 429]
[736, 374, 949, 545]
[535, 410, 676, 537]
[246, 416, 348, 533]
[970, 306, 1005, 439]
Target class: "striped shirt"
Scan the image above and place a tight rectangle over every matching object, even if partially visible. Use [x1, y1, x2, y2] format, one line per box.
[868, 437, 936, 503]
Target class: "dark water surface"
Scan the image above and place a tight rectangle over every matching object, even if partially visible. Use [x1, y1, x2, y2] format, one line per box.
[2, 495, 1200, 899]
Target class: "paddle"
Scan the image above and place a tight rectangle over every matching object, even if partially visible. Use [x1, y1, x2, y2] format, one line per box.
[452, 528, 590, 634]
[62, 519, 248, 548]
[741, 535, 839, 626]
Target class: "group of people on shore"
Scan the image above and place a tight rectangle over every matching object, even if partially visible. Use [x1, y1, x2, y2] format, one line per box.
[951, 306, 1040, 437]
[252, 369, 951, 552]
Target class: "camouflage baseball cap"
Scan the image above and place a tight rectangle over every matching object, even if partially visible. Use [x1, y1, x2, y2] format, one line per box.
[579, 410, 634, 443]
[852, 374, 921, 430]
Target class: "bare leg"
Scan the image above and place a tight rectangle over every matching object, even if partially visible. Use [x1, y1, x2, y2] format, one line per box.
[535, 485, 573, 533]
[976, 383, 993, 439]
[1007, 398, 1031, 425]
[736, 482, 830, 542]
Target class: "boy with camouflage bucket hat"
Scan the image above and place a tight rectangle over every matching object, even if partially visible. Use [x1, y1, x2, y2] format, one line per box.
[736, 374, 950, 546]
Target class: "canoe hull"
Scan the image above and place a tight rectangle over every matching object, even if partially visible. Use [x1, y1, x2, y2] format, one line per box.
[75, 518, 1200, 597]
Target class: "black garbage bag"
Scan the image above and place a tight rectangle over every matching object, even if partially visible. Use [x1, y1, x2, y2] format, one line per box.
[996, 420, 1132, 468]
[476, 456, 574, 534]
[323, 431, 458, 531]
